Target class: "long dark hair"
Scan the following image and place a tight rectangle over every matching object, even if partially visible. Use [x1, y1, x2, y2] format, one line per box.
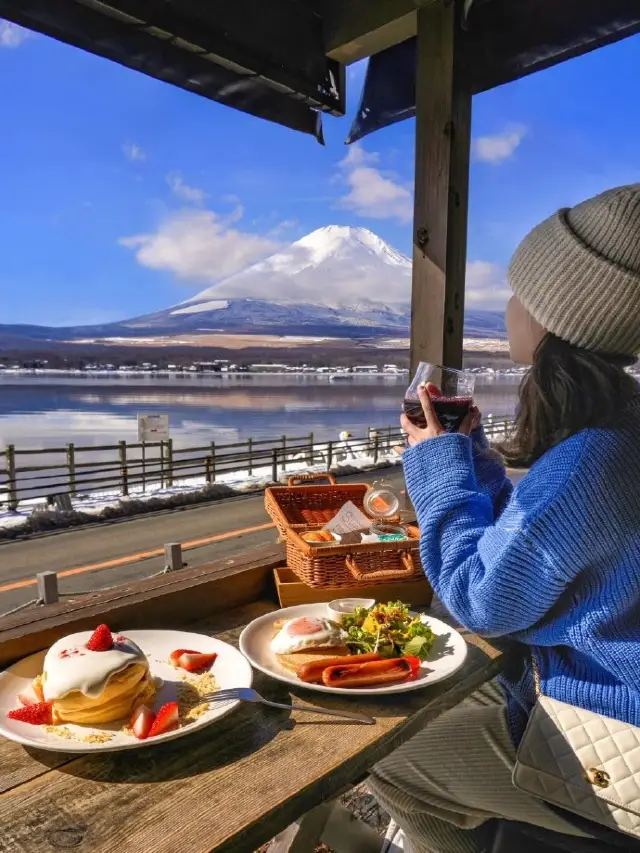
[501, 333, 638, 466]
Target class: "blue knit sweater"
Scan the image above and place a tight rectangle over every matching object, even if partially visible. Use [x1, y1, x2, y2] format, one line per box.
[403, 396, 640, 744]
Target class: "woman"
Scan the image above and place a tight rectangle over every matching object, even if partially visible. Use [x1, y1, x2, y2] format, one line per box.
[368, 184, 640, 853]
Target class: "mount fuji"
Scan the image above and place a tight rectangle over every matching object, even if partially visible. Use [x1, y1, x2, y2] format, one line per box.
[114, 225, 505, 339]
[0, 226, 506, 343]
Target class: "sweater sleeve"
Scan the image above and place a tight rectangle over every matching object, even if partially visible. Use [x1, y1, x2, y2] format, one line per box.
[470, 426, 513, 519]
[403, 434, 570, 637]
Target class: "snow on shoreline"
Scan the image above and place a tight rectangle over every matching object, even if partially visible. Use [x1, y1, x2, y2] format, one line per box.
[0, 441, 403, 534]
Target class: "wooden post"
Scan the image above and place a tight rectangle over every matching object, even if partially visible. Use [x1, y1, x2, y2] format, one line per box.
[141, 441, 146, 493]
[247, 437, 253, 476]
[5, 444, 17, 510]
[210, 441, 216, 482]
[271, 448, 278, 483]
[373, 432, 380, 463]
[118, 441, 128, 497]
[281, 435, 287, 472]
[307, 432, 314, 465]
[205, 456, 213, 485]
[165, 438, 174, 487]
[37, 571, 59, 605]
[164, 542, 183, 571]
[410, 0, 472, 374]
[66, 442, 76, 496]
[327, 440, 333, 471]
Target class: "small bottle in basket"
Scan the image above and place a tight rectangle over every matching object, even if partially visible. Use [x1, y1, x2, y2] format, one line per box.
[363, 479, 402, 520]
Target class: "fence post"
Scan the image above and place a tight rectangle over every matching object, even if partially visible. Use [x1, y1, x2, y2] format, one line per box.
[272, 448, 278, 483]
[373, 432, 380, 463]
[327, 440, 333, 470]
[165, 438, 174, 487]
[118, 441, 128, 497]
[247, 437, 253, 476]
[164, 542, 183, 571]
[66, 442, 76, 496]
[210, 441, 216, 482]
[205, 456, 213, 485]
[5, 444, 17, 510]
[307, 432, 314, 465]
[37, 571, 59, 605]
[141, 441, 146, 493]
[281, 435, 287, 472]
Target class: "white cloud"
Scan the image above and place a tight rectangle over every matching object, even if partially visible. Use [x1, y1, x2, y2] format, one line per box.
[0, 20, 32, 48]
[120, 208, 279, 283]
[472, 126, 526, 164]
[337, 144, 413, 224]
[166, 172, 207, 205]
[465, 261, 511, 310]
[122, 143, 146, 163]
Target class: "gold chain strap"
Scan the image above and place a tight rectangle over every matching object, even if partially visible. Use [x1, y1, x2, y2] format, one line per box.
[531, 651, 542, 699]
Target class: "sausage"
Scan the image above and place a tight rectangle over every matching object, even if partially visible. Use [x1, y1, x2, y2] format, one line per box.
[298, 652, 382, 683]
[322, 656, 421, 688]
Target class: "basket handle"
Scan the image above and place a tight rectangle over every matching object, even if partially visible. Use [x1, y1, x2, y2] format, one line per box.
[287, 472, 337, 487]
[345, 551, 416, 582]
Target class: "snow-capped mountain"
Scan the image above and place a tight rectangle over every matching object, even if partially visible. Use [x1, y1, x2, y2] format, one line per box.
[0, 226, 507, 343]
[176, 225, 411, 314]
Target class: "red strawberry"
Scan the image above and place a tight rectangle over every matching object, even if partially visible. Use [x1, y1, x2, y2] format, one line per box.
[130, 705, 154, 740]
[169, 648, 200, 667]
[147, 702, 180, 738]
[8, 702, 53, 725]
[86, 624, 113, 652]
[177, 651, 218, 673]
[17, 684, 42, 707]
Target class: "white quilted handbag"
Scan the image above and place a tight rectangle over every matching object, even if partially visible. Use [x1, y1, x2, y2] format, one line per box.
[513, 656, 640, 838]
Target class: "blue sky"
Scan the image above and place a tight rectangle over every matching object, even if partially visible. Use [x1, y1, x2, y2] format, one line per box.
[1, 20, 639, 326]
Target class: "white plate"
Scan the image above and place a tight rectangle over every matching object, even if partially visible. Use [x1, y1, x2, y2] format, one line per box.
[0, 629, 252, 753]
[239, 604, 467, 695]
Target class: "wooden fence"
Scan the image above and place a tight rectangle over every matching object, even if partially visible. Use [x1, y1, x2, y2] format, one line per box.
[0, 417, 513, 510]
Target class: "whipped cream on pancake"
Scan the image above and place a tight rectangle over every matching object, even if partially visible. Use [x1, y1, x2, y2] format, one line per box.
[42, 631, 148, 701]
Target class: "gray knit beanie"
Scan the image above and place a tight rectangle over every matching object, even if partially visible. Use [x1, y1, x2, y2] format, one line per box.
[508, 184, 640, 356]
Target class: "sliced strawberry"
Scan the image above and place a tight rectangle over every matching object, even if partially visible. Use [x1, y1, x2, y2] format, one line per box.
[169, 648, 200, 667]
[86, 624, 113, 652]
[130, 705, 154, 740]
[18, 685, 40, 707]
[177, 651, 218, 673]
[147, 702, 180, 738]
[8, 702, 53, 725]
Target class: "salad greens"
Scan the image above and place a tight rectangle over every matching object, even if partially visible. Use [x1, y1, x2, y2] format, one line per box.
[342, 601, 435, 661]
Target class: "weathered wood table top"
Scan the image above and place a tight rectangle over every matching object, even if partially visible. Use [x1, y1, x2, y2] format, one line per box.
[0, 599, 505, 853]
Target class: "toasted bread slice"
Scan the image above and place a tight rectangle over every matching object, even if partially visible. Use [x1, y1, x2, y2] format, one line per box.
[276, 645, 350, 675]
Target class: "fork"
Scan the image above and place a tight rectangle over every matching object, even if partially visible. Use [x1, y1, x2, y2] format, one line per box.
[201, 687, 376, 725]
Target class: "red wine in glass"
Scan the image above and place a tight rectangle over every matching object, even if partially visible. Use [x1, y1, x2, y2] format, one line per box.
[402, 363, 475, 433]
[403, 395, 473, 432]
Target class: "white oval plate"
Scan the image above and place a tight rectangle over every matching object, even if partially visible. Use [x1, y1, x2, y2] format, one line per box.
[0, 629, 252, 753]
[239, 604, 467, 696]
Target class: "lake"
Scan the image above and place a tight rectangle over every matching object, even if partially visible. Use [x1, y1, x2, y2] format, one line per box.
[0, 373, 521, 451]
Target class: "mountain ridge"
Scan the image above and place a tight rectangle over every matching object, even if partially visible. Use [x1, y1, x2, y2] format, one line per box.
[0, 226, 507, 343]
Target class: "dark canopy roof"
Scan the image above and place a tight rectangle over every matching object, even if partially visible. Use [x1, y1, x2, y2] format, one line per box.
[1, 0, 639, 144]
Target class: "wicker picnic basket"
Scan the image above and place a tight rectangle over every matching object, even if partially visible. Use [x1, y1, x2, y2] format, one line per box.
[264, 473, 424, 589]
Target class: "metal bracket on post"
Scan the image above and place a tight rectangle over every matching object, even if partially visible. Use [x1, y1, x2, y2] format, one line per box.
[37, 571, 59, 605]
[164, 542, 184, 572]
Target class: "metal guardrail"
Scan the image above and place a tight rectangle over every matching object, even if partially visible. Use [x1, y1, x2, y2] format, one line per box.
[0, 418, 513, 510]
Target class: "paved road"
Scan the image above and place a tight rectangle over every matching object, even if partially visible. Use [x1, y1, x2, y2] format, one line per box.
[0, 467, 525, 617]
[0, 469, 408, 614]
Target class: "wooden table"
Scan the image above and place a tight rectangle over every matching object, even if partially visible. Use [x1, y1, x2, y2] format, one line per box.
[0, 595, 505, 853]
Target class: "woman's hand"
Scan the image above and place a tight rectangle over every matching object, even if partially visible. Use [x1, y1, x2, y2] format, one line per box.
[400, 383, 481, 448]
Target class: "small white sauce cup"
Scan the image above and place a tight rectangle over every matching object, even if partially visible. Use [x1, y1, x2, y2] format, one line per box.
[327, 598, 376, 624]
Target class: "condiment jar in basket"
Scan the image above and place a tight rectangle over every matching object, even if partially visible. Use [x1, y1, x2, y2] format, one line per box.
[363, 479, 402, 520]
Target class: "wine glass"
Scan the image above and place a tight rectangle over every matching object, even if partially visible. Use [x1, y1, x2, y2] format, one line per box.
[403, 363, 475, 432]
